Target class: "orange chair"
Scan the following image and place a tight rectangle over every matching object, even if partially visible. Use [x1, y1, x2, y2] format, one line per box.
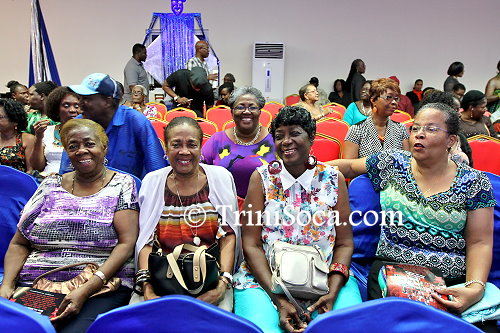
[390, 110, 412, 123]
[312, 134, 343, 161]
[148, 118, 169, 151]
[315, 118, 350, 142]
[206, 106, 233, 130]
[323, 109, 343, 120]
[467, 135, 500, 175]
[196, 118, 219, 137]
[145, 103, 168, 120]
[164, 108, 197, 122]
[263, 102, 284, 118]
[222, 119, 236, 130]
[323, 103, 346, 117]
[284, 94, 300, 106]
[259, 109, 273, 128]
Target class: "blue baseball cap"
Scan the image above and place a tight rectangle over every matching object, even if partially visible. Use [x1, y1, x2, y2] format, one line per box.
[69, 73, 121, 99]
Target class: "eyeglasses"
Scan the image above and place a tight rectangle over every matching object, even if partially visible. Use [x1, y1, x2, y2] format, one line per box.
[410, 125, 449, 134]
[234, 105, 260, 112]
[380, 95, 400, 102]
[306, 90, 318, 94]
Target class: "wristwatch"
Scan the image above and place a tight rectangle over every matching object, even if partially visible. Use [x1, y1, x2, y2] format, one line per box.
[220, 271, 233, 284]
[173, 95, 179, 102]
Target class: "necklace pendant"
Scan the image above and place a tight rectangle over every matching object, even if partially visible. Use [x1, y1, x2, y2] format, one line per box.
[193, 236, 201, 246]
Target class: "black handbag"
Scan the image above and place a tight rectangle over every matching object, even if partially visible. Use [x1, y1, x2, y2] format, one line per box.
[149, 238, 220, 297]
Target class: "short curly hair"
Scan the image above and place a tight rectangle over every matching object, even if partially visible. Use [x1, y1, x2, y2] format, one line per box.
[270, 105, 316, 141]
[32, 80, 58, 97]
[228, 86, 266, 109]
[369, 78, 401, 102]
[60, 118, 108, 149]
[0, 98, 28, 131]
[45, 87, 80, 122]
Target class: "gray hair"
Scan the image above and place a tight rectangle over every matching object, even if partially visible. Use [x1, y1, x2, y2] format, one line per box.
[417, 102, 459, 135]
[228, 86, 266, 108]
[133, 85, 147, 96]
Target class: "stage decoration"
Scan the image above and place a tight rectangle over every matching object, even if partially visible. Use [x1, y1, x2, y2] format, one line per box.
[171, 0, 186, 15]
[29, 0, 61, 85]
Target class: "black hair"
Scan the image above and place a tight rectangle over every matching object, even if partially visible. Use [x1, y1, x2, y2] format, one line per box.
[0, 99, 28, 131]
[271, 105, 316, 141]
[333, 79, 346, 93]
[418, 90, 455, 111]
[414, 79, 423, 85]
[6, 80, 27, 94]
[218, 82, 234, 95]
[132, 43, 146, 55]
[345, 59, 363, 91]
[461, 90, 486, 111]
[418, 102, 459, 135]
[164, 116, 203, 145]
[497, 60, 500, 72]
[33, 80, 58, 97]
[224, 73, 235, 83]
[309, 77, 319, 85]
[45, 87, 80, 122]
[447, 62, 464, 76]
[452, 83, 466, 92]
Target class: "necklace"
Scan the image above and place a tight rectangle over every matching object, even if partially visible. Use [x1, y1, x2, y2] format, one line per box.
[173, 171, 202, 246]
[233, 125, 261, 146]
[71, 168, 107, 195]
[360, 102, 372, 116]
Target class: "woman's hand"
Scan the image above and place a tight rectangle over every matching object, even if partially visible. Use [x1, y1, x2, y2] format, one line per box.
[33, 119, 49, 139]
[197, 279, 226, 305]
[306, 293, 336, 315]
[143, 283, 160, 301]
[432, 285, 484, 313]
[50, 286, 91, 322]
[0, 284, 15, 299]
[276, 297, 308, 333]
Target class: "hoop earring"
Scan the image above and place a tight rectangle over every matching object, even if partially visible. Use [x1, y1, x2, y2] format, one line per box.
[268, 160, 282, 174]
[104, 157, 109, 166]
[305, 155, 317, 170]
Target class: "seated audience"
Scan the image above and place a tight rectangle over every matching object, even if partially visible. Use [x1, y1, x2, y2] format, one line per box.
[485, 60, 500, 123]
[59, 73, 167, 178]
[344, 78, 409, 158]
[444, 61, 464, 92]
[216, 82, 234, 106]
[135, 117, 238, 310]
[309, 77, 329, 106]
[6, 81, 29, 112]
[343, 81, 372, 126]
[452, 83, 466, 101]
[328, 79, 351, 107]
[234, 106, 362, 333]
[123, 85, 158, 118]
[0, 99, 35, 173]
[388, 76, 414, 117]
[405, 79, 423, 111]
[459, 90, 498, 138]
[201, 87, 275, 206]
[31, 87, 79, 176]
[0, 119, 139, 333]
[328, 102, 496, 332]
[297, 84, 332, 121]
[27, 81, 59, 134]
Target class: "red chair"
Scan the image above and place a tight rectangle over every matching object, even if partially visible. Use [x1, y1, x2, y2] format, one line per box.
[323, 102, 346, 117]
[164, 108, 197, 122]
[390, 110, 412, 123]
[284, 94, 300, 106]
[316, 118, 350, 143]
[403, 120, 413, 134]
[196, 118, 219, 137]
[222, 119, 236, 130]
[259, 109, 273, 128]
[263, 102, 284, 118]
[145, 103, 168, 120]
[323, 109, 343, 120]
[148, 118, 168, 152]
[206, 106, 233, 130]
[468, 135, 500, 175]
[312, 134, 343, 161]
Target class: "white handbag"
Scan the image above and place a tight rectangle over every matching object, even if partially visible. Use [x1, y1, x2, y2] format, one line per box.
[269, 241, 330, 313]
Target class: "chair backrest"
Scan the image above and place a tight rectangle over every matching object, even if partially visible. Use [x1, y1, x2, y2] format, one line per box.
[484, 172, 500, 289]
[145, 102, 168, 120]
[284, 94, 300, 106]
[196, 118, 219, 137]
[206, 106, 233, 130]
[222, 119, 236, 130]
[323, 102, 346, 116]
[313, 134, 343, 161]
[315, 118, 350, 142]
[106, 166, 142, 192]
[0, 166, 38, 274]
[304, 298, 481, 333]
[259, 109, 273, 128]
[0, 297, 56, 333]
[390, 110, 412, 123]
[148, 118, 169, 152]
[403, 120, 413, 133]
[262, 102, 284, 118]
[87, 295, 263, 333]
[164, 108, 197, 122]
[322, 109, 343, 120]
[468, 135, 500, 175]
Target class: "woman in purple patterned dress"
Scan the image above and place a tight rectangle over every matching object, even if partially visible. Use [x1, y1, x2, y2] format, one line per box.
[0, 119, 139, 333]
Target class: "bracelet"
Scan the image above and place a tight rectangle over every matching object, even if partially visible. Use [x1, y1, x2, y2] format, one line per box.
[220, 272, 233, 284]
[328, 263, 349, 283]
[174, 95, 179, 102]
[464, 280, 486, 289]
[94, 270, 107, 285]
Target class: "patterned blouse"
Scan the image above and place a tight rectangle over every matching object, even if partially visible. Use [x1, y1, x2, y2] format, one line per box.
[366, 150, 496, 279]
[0, 132, 27, 172]
[18, 172, 139, 289]
[234, 162, 339, 290]
[345, 117, 409, 158]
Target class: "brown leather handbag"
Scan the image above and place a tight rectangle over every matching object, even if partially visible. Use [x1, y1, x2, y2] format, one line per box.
[31, 262, 121, 296]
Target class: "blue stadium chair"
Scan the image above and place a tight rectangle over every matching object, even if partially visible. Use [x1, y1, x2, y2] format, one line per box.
[0, 297, 55, 333]
[304, 298, 481, 333]
[106, 166, 142, 192]
[0, 166, 38, 282]
[86, 295, 263, 333]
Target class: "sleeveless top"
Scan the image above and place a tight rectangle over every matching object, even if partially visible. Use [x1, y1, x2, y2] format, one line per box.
[0, 133, 27, 172]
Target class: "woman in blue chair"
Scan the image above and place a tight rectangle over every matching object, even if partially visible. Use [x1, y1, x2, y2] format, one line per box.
[234, 106, 361, 333]
[328, 102, 496, 332]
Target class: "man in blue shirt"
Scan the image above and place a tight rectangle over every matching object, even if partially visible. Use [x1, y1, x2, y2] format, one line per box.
[60, 73, 167, 178]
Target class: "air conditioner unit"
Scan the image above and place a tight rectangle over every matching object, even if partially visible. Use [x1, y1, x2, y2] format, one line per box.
[252, 43, 285, 102]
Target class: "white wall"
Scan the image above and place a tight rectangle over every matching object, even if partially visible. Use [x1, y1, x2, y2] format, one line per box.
[1, 0, 499, 99]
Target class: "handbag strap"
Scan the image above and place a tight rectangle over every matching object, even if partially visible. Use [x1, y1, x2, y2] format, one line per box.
[274, 276, 306, 316]
[32, 262, 98, 285]
[165, 245, 208, 295]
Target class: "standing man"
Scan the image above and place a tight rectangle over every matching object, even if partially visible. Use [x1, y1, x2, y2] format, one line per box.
[60, 73, 167, 178]
[162, 67, 214, 117]
[123, 43, 149, 102]
[186, 40, 218, 81]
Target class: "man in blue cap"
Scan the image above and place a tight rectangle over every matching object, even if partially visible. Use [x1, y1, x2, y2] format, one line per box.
[59, 73, 167, 178]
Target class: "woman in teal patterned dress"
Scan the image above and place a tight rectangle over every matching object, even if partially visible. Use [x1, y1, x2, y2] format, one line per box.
[329, 102, 496, 323]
